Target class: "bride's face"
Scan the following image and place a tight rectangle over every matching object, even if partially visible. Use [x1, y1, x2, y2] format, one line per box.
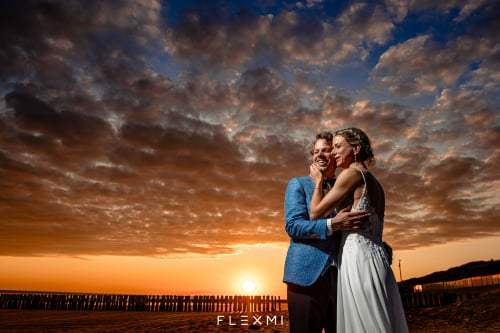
[333, 135, 354, 168]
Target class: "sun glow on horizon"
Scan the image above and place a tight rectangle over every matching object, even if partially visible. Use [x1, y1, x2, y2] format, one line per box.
[242, 280, 256, 293]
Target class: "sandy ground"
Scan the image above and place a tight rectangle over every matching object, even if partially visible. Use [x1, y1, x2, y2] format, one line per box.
[404, 288, 500, 333]
[1, 290, 499, 332]
[0, 311, 288, 332]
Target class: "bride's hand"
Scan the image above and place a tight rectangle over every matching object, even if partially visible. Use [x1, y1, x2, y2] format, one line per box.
[309, 163, 323, 185]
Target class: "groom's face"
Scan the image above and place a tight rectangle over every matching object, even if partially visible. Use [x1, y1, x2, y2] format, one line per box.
[312, 138, 336, 174]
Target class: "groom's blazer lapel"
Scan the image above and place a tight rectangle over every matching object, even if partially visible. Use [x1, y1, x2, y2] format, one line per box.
[304, 176, 315, 200]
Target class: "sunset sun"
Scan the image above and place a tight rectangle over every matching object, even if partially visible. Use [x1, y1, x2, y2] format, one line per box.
[242, 280, 256, 293]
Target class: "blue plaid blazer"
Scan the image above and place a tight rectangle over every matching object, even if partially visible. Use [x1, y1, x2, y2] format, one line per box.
[283, 176, 341, 286]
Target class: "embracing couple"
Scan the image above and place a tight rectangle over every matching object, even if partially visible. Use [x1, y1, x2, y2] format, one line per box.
[283, 128, 408, 333]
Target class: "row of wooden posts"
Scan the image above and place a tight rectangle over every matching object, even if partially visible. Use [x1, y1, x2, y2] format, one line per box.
[400, 291, 458, 309]
[0, 293, 282, 312]
[400, 288, 493, 309]
[1, 289, 489, 312]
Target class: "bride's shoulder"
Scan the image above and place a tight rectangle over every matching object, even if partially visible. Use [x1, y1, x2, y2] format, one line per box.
[339, 167, 363, 176]
[337, 168, 363, 182]
[339, 168, 355, 174]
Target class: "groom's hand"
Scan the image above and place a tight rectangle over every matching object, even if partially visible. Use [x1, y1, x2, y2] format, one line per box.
[330, 205, 369, 230]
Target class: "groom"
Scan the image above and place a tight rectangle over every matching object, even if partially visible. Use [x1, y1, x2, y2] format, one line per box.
[283, 131, 369, 333]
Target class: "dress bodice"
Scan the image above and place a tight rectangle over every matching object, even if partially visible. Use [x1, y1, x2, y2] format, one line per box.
[346, 168, 384, 243]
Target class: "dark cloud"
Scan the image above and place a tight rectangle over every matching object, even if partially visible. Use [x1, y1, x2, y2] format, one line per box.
[372, 0, 499, 97]
[164, 0, 395, 69]
[166, 4, 268, 68]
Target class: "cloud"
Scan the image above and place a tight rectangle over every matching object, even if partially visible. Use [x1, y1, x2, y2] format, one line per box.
[372, 0, 498, 97]
[0, 0, 164, 85]
[372, 35, 492, 96]
[164, 1, 395, 69]
[383, 0, 490, 22]
[1, 89, 287, 256]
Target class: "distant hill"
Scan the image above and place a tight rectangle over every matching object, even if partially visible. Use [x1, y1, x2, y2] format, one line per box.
[399, 259, 500, 290]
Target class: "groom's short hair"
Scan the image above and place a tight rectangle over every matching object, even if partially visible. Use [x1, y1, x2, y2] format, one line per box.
[309, 131, 333, 155]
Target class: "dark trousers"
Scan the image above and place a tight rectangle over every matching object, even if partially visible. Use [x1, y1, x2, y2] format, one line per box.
[287, 266, 337, 333]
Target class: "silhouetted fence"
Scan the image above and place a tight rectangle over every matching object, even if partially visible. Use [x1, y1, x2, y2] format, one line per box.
[0, 293, 282, 312]
[401, 290, 460, 308]
[420, 274, 500, 291]
[400, 273, 500, 309]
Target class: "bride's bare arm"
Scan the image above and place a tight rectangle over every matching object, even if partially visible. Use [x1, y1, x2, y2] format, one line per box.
[310, 168, 362, 220]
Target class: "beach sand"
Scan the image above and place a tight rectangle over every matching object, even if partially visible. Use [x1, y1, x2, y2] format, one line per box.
[405, 288, 500, 333]
[1, 290, 499, 332]
[0, 311, 290, 332]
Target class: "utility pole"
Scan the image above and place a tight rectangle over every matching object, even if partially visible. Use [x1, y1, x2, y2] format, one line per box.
[398, 259, 403, 282]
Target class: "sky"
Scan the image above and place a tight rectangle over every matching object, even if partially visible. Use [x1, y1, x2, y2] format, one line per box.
[0, 0, 499, 298]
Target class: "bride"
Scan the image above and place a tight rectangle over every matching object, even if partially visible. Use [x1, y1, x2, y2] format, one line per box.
[309, 128, 408, 333]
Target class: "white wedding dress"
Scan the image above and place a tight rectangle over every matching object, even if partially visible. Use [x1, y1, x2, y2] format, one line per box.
[337, 169, 408, 333]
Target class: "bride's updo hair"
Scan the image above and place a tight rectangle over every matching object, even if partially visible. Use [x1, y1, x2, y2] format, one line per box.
[334, 128, 375, 165]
